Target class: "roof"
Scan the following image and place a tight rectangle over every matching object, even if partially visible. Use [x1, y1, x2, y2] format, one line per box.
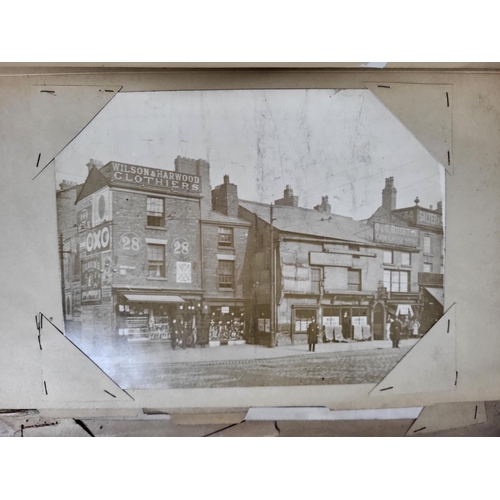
[239, 200, 372, 244]
[367, 205, 412, 227]
[202, 211, 250, 226]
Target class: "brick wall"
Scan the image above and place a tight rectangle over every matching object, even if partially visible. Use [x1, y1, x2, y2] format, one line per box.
[201, 222, 251, 299]
[111, 189, 203, 291]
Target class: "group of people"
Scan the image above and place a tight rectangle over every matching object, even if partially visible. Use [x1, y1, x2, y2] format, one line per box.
[387, 316, 420, 348]
[306, 314, 421, 351]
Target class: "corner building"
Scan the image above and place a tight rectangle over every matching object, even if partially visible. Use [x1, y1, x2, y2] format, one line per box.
[57, 157, 251, 354]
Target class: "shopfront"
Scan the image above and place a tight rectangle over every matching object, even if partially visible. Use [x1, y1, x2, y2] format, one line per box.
[207, 305, 246, 344]
[116, 294, 205, 347]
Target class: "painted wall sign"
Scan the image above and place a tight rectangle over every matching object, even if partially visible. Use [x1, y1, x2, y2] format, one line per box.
[172, 237, 190, 260]
[309, 252, 353, 267]
[176, 261, 192, 283]
[417, 208, 443, 229]
[373, 223, 420, 248]
[76, 196, 93, 233]
[119, 232, 142, 256]
[394, 208, 415, 222]
[92, 188, 112, 226]
[85, 222, 111, 255]
[81, 255, 102, 304]
[105, 162, 200, 193]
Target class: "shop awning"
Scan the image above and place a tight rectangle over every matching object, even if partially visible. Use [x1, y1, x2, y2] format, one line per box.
[396, 304, 414, 316]
[424, 287, 444, 306]
[123, 294, 185, 303]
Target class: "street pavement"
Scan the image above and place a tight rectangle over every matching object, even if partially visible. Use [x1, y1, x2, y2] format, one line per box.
[94, 338, 418, 390]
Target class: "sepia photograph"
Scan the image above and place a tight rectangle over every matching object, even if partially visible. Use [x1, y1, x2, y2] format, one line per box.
[54, 89, 445, 389]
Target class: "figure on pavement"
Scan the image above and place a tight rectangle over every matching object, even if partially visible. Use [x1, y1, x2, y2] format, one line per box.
[390, 315, 402, 348]
[307, 318, 319, 352]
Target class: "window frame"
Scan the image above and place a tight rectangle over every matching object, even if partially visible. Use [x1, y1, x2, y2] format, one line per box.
[146, 196, 165, 228]
[401, 252, 411, 266]
[383, 250, 394, 264]
[218, 259, 235, 289]
[383, 269, 410, 293]
[347, 268, 362, 291]
[147, 243, 166, 278]
[217, 226, 234, 247]
[311, 267, 322, 294]
[423, 235, 432, 255]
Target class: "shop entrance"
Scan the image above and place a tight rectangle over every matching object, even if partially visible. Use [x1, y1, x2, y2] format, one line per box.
[373, 303, 385, 340]
[322, 306, 368, 340]
[293, 308, 318, 334]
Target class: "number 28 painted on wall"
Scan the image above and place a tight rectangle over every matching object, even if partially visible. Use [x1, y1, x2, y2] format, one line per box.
[120, 232, 142, 256]
[172, 237, 190, 259]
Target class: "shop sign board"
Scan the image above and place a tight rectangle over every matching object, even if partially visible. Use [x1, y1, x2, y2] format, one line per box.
[309, 252, 353, 267]
[104, 162, 201, 193]
[373, 223, 419, 248]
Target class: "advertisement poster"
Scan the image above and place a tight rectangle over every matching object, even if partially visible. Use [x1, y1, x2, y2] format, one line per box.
[81, 255, 102, 304]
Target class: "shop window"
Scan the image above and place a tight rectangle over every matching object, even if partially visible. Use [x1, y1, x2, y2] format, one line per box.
[147, 197, 164, 227]
[311, 267, 322, 294]
[347, 269, 361, 291]
[218, 260, 234, 289]
[383, 250, 393, 264]
[383, 270, 409, 292]
[401, 252, 411, 266]
[147, 243, 165, 278]
[294, 308, 317, 332]
[423, 263, 432, 273]
[424, 235, 432, 254]
[218, 226, 233, 247]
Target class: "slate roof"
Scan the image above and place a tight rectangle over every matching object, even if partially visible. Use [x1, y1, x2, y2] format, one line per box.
[201, 210, 250, 226]
[366, 205, 412, 227]
[239, 200, 373, 245]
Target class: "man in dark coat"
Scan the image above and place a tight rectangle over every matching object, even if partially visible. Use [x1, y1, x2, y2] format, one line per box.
[307, 318, 319, 352]
[342, 312, 351, 341]
[390, 316, 402, 348]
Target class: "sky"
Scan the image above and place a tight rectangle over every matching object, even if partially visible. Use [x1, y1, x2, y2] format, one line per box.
[55, 89, 444, 220]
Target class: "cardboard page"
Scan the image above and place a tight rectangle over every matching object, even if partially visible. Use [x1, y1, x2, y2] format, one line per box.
[1, 69, 499, 415]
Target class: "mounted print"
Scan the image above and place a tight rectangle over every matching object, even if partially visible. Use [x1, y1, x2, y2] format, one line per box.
[54, 89, 445, 390]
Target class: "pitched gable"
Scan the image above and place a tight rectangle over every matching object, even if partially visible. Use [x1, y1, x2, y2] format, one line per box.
[75, 167, 110, 203]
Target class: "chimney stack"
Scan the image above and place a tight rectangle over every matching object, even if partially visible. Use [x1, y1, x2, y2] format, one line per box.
[436, 201, 443, 213]
[275, 185, 298, 207]
[212, 175, 239, 218]
[59, 180, 79, 191]
[174, 156, 212, 216]
[314, 195, 332, 213]
[86, 158, 103, 176]
[382, 177, 397, 211]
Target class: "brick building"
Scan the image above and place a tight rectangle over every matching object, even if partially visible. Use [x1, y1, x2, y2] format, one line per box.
[57, 162, 443, 351]
[56, 157, 250, 354]
[239, 178, 443, 344]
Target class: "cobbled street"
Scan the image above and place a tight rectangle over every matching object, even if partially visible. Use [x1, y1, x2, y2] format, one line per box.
[101, 342, 414, 389]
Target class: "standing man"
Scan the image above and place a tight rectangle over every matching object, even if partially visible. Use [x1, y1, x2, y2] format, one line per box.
[390, 315, 402, 348]
[307, 318, 319, 352]
[342, 311, 351, 341]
